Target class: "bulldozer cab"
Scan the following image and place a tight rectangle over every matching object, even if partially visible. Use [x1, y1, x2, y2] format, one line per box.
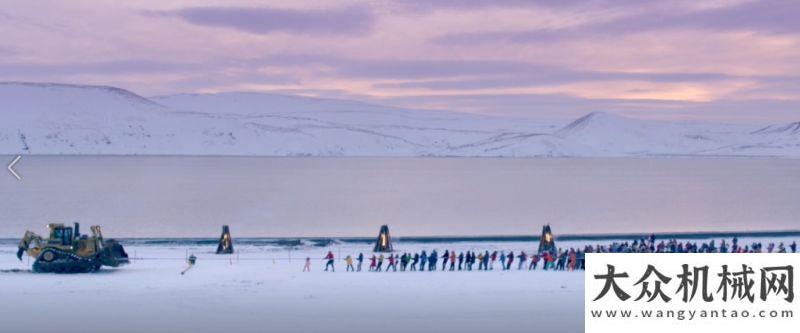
[47, 224, 73, 247]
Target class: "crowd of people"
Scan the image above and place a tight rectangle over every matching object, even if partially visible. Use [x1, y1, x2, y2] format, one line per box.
[588, 235, 798, 254]
[310, 249, 582, 273]
[305, 236, 799, 273]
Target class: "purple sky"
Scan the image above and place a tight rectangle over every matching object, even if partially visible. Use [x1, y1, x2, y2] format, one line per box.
[1, 0, 799, 123]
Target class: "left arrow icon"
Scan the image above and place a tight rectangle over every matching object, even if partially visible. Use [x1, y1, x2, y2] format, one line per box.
[8, 155, 21, 181]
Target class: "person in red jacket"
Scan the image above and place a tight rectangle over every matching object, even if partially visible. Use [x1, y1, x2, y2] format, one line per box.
[529, 254, 539, 270]
[324, 251, 335, 272]
[542, 251, 553, 270]
[568, 249, 577, 271]
[387, 254, 397, 272]
[303, 257, 311, 272]
[369, 255, 377, 271]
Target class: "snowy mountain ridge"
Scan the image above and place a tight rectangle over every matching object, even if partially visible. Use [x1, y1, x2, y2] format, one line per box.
[1, 82, 798, 157]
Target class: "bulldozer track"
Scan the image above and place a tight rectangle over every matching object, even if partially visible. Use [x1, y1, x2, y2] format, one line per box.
[33, 248, 100, 273]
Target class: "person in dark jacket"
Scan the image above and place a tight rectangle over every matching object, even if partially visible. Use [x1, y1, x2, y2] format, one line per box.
[428, 250, 438, 271]
[419, 251, 427, 271]
[482, 250, 490, 270]
[457, 252, 464, 271]
[410, 253, 419, 271]
[357, 252, 364, 272]
[441, 250, 450, 271]
[556, 250, 566, 271]
[500, 252, 506, 270]
[400, 253, 408, 271]
[376, 254, 384, 272]
[518, 251, 527, 270]
[506, 251, 514, 270]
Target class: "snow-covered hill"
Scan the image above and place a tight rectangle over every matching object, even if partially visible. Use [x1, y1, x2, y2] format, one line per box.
[1, 82, 798, 157]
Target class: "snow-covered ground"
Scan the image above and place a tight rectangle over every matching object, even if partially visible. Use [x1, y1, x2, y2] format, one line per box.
[0, 240, 584, 333]
[2, 237, 797, 333]
[1, 82, 799, 157]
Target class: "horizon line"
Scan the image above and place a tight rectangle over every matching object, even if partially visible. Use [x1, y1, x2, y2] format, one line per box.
[2, 229, 798, 242]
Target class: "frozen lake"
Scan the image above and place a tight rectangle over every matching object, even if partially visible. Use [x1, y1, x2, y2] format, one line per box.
[1, 156, 799, 238]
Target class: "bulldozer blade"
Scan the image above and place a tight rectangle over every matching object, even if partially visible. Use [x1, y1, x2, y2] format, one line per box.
[99, 240, 130, 267]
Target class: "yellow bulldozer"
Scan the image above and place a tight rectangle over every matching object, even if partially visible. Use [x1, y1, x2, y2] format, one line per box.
[17, 223, 129, 273]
